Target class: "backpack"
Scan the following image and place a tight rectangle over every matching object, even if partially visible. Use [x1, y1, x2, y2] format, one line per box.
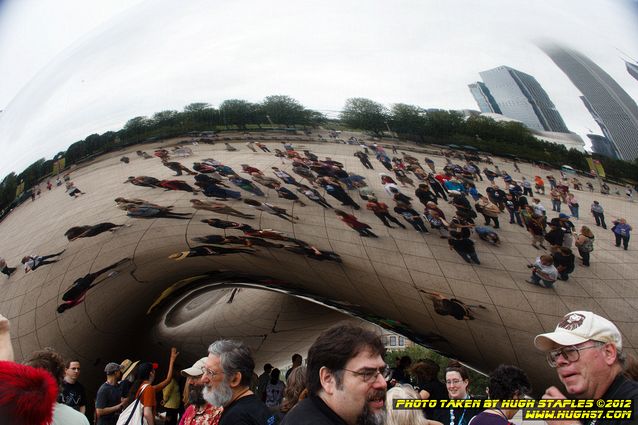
[580, 236, 594, 253]
[116, 384, 150, 425]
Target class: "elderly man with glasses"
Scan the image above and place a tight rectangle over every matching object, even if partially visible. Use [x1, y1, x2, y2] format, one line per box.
[281, 324, 388, 425]
[200, 340, 276, 425]
[534, 311, 638, 425]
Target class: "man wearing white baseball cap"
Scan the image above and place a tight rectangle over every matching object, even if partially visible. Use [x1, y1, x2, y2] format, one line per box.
[181, 357, 206, 407]
[534, 311, 638, 425]
[180, 357, 223, 424]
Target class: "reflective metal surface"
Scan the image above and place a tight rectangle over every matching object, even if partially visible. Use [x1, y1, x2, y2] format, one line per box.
[1, 137, 636, 393]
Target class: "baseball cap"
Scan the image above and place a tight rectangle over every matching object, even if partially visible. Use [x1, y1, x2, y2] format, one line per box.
[534, 311, 622, 351]
[104, 362, 121, 375]
[181, 357, 207, 378]
[558, 213, 570, 219]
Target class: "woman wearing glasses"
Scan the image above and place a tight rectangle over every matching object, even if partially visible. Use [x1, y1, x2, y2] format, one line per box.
[431, 362, 483, 425]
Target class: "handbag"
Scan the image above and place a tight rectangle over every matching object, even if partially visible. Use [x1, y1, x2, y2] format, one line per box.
[116, 384, 150, 425]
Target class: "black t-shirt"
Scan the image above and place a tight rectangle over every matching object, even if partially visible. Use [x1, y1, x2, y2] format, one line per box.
[545, 228, 565, 246]
[280, 396, 346, 425]
[58, 380, 87, 410]
[552, 252, 575, 272]
[449, 238, 475, 253]
[95, 381, 122, 425]
[583, 374, 638, 425]
[219, 394, 277, 425]
[417, 379, 448, 400]
[119, 379, 132, 398]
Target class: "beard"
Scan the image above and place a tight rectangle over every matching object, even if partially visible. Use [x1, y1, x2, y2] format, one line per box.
[189, 386, 207, 407]
[203, 379, 234, 407]
[356, 390, 386, 425]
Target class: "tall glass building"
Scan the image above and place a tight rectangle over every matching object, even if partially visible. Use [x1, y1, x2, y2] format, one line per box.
[473, 66, 570, 133]
[541, 44, 638, 161]
[588, 134, 620, 159]
[468, 82, 502, 114]
[627, 61, 638, 82]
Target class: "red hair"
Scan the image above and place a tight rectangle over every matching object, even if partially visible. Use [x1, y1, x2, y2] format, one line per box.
[0, 361, 57, 425]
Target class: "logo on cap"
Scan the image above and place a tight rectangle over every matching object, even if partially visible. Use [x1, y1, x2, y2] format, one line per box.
[558, 313, 585, 331]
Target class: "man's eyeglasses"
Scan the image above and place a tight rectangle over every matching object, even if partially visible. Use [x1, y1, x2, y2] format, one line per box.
[445, 379, 463, 385]
[342, 365, 389, 382]
[546, 342, 604, 367]
[200, 366, 224, 378]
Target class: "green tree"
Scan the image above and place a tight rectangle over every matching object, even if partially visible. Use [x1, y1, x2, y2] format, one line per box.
[219, 99, 258, 130]
[424, 110, 464, 138]
[183, 102, 211, 113]
[259, 95, 307, 127]
[304, 109, 328, 127]
[0, 172, 18, 210]
[340, 98, 389, 136]
[122, 116, 151, 144]
[389, 103, 427, 138]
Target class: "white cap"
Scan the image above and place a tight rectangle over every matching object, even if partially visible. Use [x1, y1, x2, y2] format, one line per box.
[181, 357, 207, 378]
[534, 311, 622, 351]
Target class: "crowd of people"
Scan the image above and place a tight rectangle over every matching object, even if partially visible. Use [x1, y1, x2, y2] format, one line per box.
[1, 310, 637, 425]
[1, 138, 637, 425]
[2, 139, 633, 283]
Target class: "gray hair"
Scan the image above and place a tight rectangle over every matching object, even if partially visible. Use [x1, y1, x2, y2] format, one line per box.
[208, 340, 255, 387]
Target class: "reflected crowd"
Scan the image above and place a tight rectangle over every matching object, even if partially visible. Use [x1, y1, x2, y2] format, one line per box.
[1, 136, 637, 424]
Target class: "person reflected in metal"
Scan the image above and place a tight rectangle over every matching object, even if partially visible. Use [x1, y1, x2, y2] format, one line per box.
[228, 176, 265, 197]
[243, 199, 298, 222]
[297, 184, 332, 208]
[65, 181, 86, 198]
[0, 258, 16, 278]
[125, 176, 161, 188]
[250, 172, 280, 189]
[272, 182, 306, 206]
[168, 245, 255, 261]
[420, 290, 485, 320]
[64, 223, 125, 241]
[202, 218, 254, 232]
[158, 179, 198, 193]
[57, 258, 130, 313]
[119, 203, 191, 220]
[161, 158, 197, 176]
[191, 235, 285, 249]
[190, 199, 255, 219]
[284, 245, 342, 263]
[335, 210, 377, 238]
[22, 250, 65, 273]
[317, 177, 360, 210]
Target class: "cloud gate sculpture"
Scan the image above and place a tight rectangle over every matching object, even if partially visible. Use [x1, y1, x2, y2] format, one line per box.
[1, 134, 636, 396]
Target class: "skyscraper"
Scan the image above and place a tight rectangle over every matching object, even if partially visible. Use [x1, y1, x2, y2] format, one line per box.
[473, 66, 570, 133]
[468, 82, 501, 114]
[626, 60, 638, 82]
[541, 44, 638, 161]
[588, 134, 620, 160]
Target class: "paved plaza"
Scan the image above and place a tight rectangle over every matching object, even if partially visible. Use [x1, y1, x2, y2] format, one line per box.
[0, 132, 636, 391]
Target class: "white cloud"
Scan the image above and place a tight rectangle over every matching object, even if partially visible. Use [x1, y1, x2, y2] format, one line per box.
[0, 0, 637, 175]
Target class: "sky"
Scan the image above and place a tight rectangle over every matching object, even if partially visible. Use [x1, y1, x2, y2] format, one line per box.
[0, 0, 637, 177]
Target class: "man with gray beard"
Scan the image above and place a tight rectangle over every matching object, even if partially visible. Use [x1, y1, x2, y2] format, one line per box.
[281, 324, 388, 425]
[200, 339, 277, 425]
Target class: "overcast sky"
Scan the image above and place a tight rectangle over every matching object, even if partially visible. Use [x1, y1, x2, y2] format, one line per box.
[0, 0, 637, 177]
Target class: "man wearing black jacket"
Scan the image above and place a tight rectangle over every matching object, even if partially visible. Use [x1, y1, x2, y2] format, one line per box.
[281, 325, 387, 425]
